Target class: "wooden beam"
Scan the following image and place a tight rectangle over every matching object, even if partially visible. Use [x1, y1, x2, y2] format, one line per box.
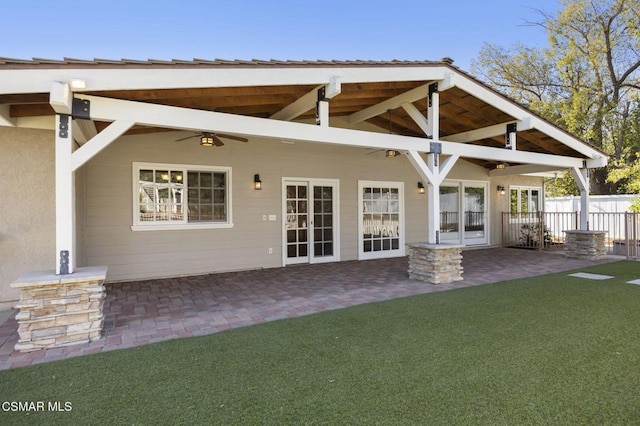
[75, 94, 598, 169]
[570, 166, 590, 229]
[442, 119, 532, 143]
[0, 104, 15, 126]
[0, 66, 450, 94]
[348, 83, 432, 124]
[72, 119, 98, 144]
[401, 102, 429, 135]
[49, 82, 72, 115]
[55, 114, 75, 274]
[71, 120, 134, 171]
[489, 164, 566, 176]
[270, 85, 322, 120]
[271, 77, 341, 121]
[439, 154, 459, 180]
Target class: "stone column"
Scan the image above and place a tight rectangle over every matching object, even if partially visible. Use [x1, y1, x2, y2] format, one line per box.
[563, 230, 606, 260]
[10, 266, 108, 352]
[407, 243, 463, 284]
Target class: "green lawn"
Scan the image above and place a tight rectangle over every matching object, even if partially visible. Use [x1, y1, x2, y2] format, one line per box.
[1, 261, 640, 425]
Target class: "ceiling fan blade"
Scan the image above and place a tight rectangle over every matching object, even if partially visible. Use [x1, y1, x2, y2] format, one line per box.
[217, 133, 248, 142]
[175, 134, 198, 142]
[213, 136, 225, 147]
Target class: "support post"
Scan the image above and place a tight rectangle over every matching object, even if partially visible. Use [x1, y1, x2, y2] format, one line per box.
[506, 122, 517, 150]
[426, 152, 440, 244]
[427, 83, 439, 139]
[571, 166, 590, 230]
[580, 168, 589, 230]
[316, 87, 329, 127]
[55, 114, 75, 274]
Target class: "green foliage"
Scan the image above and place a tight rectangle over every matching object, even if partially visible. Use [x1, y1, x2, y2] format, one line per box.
[607, 155, 640, 210]
[1, 262, 640, 424]
[545, 170, 580, 196]
[472, 0, 640, 194]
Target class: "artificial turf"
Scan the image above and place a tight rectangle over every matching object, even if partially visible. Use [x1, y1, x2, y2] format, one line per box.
[1, 261, 640, 425]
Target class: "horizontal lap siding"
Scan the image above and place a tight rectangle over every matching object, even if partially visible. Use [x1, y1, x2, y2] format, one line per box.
[82, 131, 492, 283]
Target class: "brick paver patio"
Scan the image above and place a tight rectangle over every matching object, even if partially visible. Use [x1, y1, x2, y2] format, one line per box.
[0, 248, 618, 370]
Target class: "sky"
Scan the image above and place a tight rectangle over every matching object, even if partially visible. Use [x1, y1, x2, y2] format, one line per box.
[3, 0, 560, 71]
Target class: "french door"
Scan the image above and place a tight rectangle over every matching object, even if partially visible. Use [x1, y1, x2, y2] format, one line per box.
[283, 179, 339, 265]
[440, 181, 488, 246]
[358, 181, 404, 260]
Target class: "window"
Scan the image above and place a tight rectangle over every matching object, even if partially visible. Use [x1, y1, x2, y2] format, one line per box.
[510, 186, 541, 218]
[132, 163, 232, 231]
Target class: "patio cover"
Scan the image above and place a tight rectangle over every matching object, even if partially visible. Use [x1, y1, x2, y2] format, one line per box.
[0, 58, 607, 274]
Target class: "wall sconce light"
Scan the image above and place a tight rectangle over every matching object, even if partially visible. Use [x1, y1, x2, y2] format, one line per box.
[417, 182, 425, 194]
[254, 174, 262, 190]
[385, 150, 399, 158]
[497, 185, 506, 195]
[200, 133, 215, 147]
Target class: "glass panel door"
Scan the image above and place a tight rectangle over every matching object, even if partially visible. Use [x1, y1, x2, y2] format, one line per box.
[285, 183, 309, 264]
[439, 185, 460, 243]
[463, 184, 487, 245]
[312, 185, 335, 261]
[284, 180, 339, 265]
[359, 181, 403, 260]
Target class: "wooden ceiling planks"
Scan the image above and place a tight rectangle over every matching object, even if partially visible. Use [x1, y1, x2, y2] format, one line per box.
[1, 77, 585, 165]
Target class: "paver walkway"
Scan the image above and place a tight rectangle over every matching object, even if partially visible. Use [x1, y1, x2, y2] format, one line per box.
[0, 248, 619, 370]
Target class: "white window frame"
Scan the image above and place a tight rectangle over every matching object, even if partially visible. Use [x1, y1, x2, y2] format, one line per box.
[358, 180, 405, 260]
[131, 162, 233, 231]
[509, 185, 542, 219]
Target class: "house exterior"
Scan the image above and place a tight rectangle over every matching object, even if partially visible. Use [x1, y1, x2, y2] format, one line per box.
[0, 58, 607, 310]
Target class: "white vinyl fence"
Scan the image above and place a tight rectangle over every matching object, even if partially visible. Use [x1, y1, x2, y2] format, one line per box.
[545, 194, 637, 214]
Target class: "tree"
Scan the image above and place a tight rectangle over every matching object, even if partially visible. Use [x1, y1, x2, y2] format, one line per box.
[607, 155, 640, 210]
[472, 0, 640, 195]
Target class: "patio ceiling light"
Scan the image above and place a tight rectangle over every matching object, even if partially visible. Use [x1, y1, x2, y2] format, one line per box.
[200, 133, 215, 147]
[385, 150, 399, 158]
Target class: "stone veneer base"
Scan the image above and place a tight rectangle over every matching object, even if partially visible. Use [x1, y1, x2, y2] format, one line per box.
[407, 243, 464, 284]
[563, 230, 607, 260]
[10, 266, 108, 352]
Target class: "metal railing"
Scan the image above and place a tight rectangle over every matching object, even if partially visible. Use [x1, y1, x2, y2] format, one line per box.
[502, 211, 640, 259]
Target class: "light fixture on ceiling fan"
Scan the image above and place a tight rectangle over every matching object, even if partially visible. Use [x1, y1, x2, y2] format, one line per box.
[175, 132, 249, 147]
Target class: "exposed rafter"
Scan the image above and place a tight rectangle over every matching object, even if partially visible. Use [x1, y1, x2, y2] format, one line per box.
[489, 164, 565, 177]
[349, 83, 429, 125]
[271, 77, 341, 121]
[442, 119, 532, 143]
[348, 74, 453, 125]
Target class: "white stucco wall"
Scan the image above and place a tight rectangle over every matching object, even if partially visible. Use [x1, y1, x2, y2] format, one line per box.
[0, 127, 56, 310]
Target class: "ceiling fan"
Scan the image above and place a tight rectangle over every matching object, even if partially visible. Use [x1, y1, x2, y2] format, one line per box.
[175, 132, 248, 147]
[366, 109, 402, 157]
